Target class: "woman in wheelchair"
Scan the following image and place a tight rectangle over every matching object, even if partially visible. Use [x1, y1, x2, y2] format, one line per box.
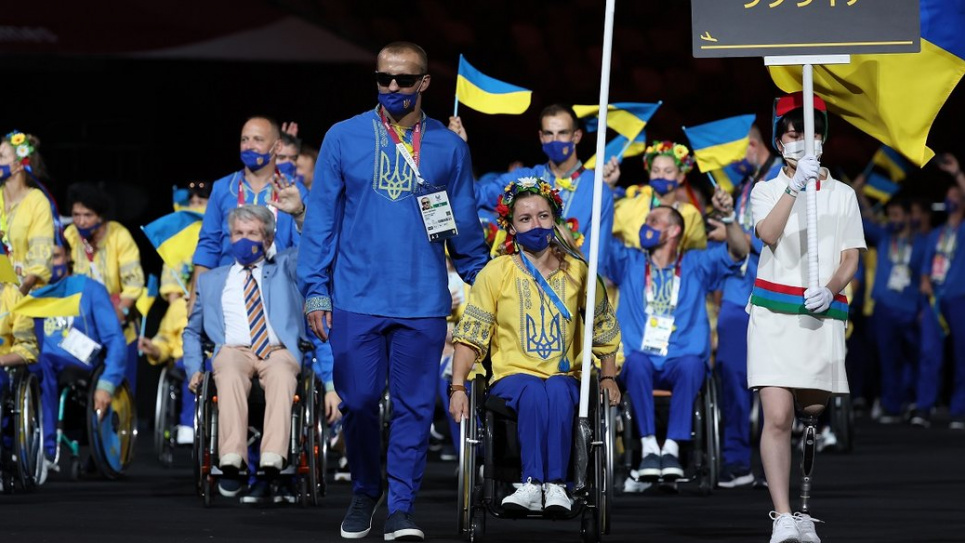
[448, 174, 621, 514]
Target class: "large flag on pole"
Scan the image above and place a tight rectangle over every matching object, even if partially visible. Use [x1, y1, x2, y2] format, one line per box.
[574, 102, 661, 140]
[768, 0, 965, 167]
[141, 210, 203, 270]
[683, 114, 756, 173]
[455, 55, 532, 115]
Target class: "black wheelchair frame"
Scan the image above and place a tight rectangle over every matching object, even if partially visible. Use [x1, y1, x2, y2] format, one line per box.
[0, 367, 44, 493]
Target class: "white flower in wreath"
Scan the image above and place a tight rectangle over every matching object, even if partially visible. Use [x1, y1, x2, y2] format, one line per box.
[517, 176, 538, 188]
[15, 145, 30, 158]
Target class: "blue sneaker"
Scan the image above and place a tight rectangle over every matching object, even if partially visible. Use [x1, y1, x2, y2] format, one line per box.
[340, 493, 384, 539]
[718, 465, 755, 489]
[240, 480, 271, 504]
[635, 453, 662, 481]
[218, 476, 243, 498]
[384, 511, 425, 541]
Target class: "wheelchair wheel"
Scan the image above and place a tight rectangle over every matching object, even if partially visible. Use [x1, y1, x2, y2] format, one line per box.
[14, 372, 44, 491]
[196, 373, 216, 505]
[830, 395, 854, 453]
[457, 379, 482, 538]
[154, 365, 179, 467]
[580, 507, 601, 543]
[299, 370, 324, 507]
[703, 374, 721, 490]
[313, 388, 330, 503]
[87, 366, 137, 480]
[599, 388, 616, 535]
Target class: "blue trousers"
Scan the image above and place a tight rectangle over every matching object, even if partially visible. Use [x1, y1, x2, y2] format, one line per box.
[874, 304, 920, 415]
[716, 301, 753, 471]
[436, 363, 460, 453]
[331, 309, 446, 514]
[490, 374, 579, 483]
[919, 295, 965, 415]
[621, 352, 705, 442]
[174, 359, 194, 427]
[39, 355, 91, 457]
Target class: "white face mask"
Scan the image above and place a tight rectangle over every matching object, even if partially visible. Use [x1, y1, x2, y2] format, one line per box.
[781, 138, 823, 162]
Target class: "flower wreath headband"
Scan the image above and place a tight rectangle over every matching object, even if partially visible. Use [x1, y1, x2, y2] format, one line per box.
[494, 176, 584, 254]
[643, 140, 695, 174]
[4, 131, 36, 166]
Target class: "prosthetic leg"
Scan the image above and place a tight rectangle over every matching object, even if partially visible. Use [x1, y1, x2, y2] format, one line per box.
[798, 414, 819, 514]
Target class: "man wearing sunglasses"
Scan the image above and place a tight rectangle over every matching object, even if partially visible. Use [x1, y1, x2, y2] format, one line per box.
[296, 41, 488, 542]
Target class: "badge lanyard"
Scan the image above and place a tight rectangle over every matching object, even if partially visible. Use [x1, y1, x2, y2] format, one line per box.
[380, 109, 426, 188]
[937, 224, 958, 260]
[889, 236, 911, 265]
[737, 178, 755, 230]
[519, 253, 572, 321]
[644, 252, 682, 315]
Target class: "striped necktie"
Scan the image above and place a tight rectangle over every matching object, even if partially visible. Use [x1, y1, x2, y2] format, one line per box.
[243, 265, 271, 359]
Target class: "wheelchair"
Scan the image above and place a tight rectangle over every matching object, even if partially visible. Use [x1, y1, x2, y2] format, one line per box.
[52, 364, 137, 480]
[617, 372, 721, 495]
[0, 367, 44, 492]
[194, 365, 326, 507]
[154, 364, 187, 467]
[456, 375, 616, 543]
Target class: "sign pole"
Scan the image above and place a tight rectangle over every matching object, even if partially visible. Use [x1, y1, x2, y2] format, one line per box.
[802, 63, 819, 290]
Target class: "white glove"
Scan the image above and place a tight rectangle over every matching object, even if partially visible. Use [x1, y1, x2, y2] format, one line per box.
[804, 287, 834, 313]
[789, 155, 820, 192]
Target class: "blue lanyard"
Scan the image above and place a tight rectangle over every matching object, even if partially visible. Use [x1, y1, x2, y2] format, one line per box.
[519, 253, 572, 321]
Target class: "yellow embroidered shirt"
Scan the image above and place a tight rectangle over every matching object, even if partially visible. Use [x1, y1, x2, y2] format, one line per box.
[65, 221, 145, 301]
[0, 284, 38, 363]
[453, 254, 621, 384]
[1, 188, 54, 285]
[612, 185, 707, 252]
[147, 297, 186, 366]
[160, 262, 190, 298]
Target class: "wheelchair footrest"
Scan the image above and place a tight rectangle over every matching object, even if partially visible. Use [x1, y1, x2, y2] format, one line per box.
[209, 465, 297, 477]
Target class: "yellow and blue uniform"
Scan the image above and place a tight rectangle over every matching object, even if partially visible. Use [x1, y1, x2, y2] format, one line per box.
[0, 188, 55, 285]
[454, 254, 620, 483]
[919, 222, 965, 418]
[64, 221, 145, 393]
[0, 284, 38, 364]
[612, 185, 707, 252]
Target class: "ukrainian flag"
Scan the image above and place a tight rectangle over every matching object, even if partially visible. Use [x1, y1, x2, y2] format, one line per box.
[683, 114, 756, 173]
[0, 245, 17, 285]
[456, 55, 532, 115]
[871, 145, 911, 183]
[574, 102, 662, 140]
[585, 132, 647, 169]
[141, 210, 203, 270]
[135, 274, 158, 318]
[707, 161, 753, 194]
[12, 276, 83, 317]
[769, 0, 965, 167]
[863, 171, 902, 202]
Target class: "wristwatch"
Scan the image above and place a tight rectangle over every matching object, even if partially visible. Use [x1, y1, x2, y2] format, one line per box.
[448, 383, 467, 398]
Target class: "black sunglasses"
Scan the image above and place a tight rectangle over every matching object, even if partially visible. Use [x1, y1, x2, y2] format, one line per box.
[374, 72, 425, 88]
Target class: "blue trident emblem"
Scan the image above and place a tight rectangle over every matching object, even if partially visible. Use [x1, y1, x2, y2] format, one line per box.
[525, 302, 562, 360]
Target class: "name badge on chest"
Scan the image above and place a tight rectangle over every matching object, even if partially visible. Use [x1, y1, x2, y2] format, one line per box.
[887, 264, 911, 291]
[641, 315, 674, 357]
[59, 327, 103, 366]
[417, 186, 458, 242]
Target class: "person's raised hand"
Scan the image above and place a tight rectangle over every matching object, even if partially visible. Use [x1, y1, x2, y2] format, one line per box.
[448, 116, 468, 143]
[281, 121, 299, 137]
[271, 172, 305, 216]
[937, 153, 961, 177]
[602, 156, 621, 188]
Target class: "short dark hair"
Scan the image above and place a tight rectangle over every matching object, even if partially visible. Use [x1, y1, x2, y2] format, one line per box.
[539, 104, 581, 131]
[776, 109, 827, 142]
[378, 42, 429, 73]
[279, 132, 302, 152]
[68, 183, 112, 218]
[660, 205, 686, 232]
[245, 115, 281, 140]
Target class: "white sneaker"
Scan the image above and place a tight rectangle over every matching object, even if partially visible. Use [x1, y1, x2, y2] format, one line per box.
[769, 511, 801, 543]
[176, 425, 195, 445]
[501, 478, 542, 512]
[622, 477, 651, 493]
[542, 482, 572, 513]
[793, 513, 823, 543]
[816, 427, 837, 453]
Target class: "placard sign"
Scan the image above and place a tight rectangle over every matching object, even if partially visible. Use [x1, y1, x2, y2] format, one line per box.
[691, 0, 920, 58]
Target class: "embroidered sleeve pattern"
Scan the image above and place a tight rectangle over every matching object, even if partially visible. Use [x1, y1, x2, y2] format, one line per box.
[453, 303, 496, 362]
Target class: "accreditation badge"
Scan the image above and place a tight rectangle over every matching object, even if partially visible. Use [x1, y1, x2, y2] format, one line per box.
[887, 263, 911, 291]
[59, 327, 103, 366]
[931, 254, 949, 284]
[417, 186, 458, 242]
[641, 315, 674, 357]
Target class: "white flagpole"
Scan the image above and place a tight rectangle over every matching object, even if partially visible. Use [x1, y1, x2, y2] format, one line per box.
[802, 64, 819, 290]
[579, 0, 616, 419]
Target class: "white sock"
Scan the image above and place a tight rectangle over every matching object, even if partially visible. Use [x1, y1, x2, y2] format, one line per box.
[641, 435, 660, 456]
[661, 439, 679, 458]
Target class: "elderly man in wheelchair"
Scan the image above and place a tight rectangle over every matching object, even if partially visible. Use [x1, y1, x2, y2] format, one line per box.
[185, 205, 308, 498]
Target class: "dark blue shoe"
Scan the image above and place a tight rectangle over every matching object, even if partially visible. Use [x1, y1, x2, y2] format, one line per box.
[384, 511, 425, 541]
[340, 493, 384, 539]
[218, 476, 243, 498]
[660, 454, 684, 480]
[635, 453, 662, 481]
[240, 480, 271, 504]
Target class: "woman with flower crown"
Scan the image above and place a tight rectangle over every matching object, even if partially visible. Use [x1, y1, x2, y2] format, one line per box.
[448, 171, 622, 515]
[612, 140, 708, 253]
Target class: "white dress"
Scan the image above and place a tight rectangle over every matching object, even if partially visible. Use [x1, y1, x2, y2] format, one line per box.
[746, 169, 866, 393]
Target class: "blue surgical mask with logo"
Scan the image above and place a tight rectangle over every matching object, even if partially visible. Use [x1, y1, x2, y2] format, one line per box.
[515, 226, 554, 253]
[241, 149, 272, 172]
[231, 238, 266, 266]
[379, 91, 419, 118]
[649, 178, 678, 196]
[50, 263, 68, 283]
[277, 161, 297, 178]
[639, 224, 662, 250]
[0, 165, 12, 181]
[542, 141, 576, 165]
[76, 222, 102, 240]
[946, 198, 961, 215]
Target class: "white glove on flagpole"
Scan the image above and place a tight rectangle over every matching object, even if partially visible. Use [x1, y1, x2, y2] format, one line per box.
[789, 155, 820, 192]
[804, 287, 834, 313]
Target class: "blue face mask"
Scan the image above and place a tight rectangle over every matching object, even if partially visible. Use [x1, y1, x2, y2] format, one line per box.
[50, 263, 68, 283]
[0, 165, 12, 181]
[76, 222, 102, 240]
[277, 161, 297, 178]
[515, 226, 554, 253]
[378, 91, 419, 118]
[241, 149, 272, 172]
[733, 158, 754, 176]
[542, 141, 576, 164]
[946, 199, 961, 215]
[639, 224, 662, 250]
[649, 178, 678, 196]
[231, 238, 266, 266]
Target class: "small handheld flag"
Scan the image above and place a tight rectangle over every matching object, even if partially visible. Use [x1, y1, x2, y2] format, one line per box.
[455, 55, 532, 116]
[141, 210, 204, 270]
[683, 114, 756, 173]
